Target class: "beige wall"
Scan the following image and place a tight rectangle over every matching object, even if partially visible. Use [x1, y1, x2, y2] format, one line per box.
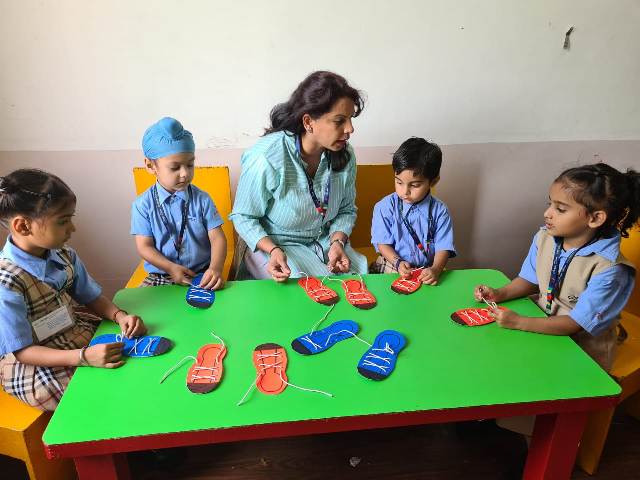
[1, 1, 639, 297]
[2, 140, 638, 298]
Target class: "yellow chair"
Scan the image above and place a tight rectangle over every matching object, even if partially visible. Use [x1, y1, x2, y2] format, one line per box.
[0, 390, 75, 479]
[577, 226, 640, 475]
[125, 167, 235, 288]
[352, 164, 394, 265]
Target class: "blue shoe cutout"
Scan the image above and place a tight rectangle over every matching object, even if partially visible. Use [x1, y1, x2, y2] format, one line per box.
[291, 320, 360, 355]
[186, 274, 215, 309]
[357, 330, 406, 381]
[89, 334, 172, 357]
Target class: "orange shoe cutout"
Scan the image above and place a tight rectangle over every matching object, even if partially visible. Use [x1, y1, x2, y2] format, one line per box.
[342, 279, 377, 309]
[253, 343, 288, 395]
[298, 276, 338, 305]
[451, 307, 506, 326]
[391, 268, 423, 295]
[186, 344, 227, 394]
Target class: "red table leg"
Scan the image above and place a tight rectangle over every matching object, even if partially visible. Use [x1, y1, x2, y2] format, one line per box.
[523, 411, 588, 479]
[74, 453, 131, 480]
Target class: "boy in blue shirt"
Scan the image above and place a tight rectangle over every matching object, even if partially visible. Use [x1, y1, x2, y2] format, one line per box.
[131, 117, 227, 289]
[370, 137, 456, 284]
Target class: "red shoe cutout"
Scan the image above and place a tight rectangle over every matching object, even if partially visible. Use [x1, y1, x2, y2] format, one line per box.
[186, 344, 227, 394]
[391, 268, 423, 295]
[298, 276, 338, 305]
[253, 343, 288, 395]
[342, 279, 377, 309]
[451, 307, 506, 326]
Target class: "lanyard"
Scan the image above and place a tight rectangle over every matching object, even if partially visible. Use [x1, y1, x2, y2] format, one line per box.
[296, 136, 331, 219]
[397, 195, 435, 265]
[152, 184, 190, 259]
[303, 165, 331, 219]
[545, 237, 597, 314]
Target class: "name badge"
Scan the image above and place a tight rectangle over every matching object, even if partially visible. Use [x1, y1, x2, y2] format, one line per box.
[32, 305, 75, 342]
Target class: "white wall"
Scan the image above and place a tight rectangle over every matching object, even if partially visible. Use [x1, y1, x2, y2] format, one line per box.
[1, 1, 639, 298]
[2, 0, 640, 151]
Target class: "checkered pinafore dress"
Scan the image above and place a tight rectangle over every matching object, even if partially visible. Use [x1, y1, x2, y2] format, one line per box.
[0, 248, 99, 411]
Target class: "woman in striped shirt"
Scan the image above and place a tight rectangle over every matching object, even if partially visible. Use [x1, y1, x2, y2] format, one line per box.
[230, 71, 368, 281]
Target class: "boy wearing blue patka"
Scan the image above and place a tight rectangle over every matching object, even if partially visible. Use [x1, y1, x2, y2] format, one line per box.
[370, 137, 456, 284]
[131, 117, 227, 290]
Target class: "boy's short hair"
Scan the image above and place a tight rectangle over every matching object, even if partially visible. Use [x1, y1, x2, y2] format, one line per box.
[392, 137, 442, 180]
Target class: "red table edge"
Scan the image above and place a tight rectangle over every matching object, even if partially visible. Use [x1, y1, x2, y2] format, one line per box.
[44, 394, 619, 459]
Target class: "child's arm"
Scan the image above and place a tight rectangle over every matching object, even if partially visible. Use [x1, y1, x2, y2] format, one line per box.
[14, 343, 125, 368]
[198, 226, 227, 290]
[377, 244, 413, 277]
[488, 310, 582, 335]
[135, 235, 196, 286]
[474, 277, 539, 303]
[86, 295, 147, 338]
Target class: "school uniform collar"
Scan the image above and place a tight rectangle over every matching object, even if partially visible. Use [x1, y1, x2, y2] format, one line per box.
[550, 227, 621, 262]
[155, 181, 189, 203]
[0, 236, 67, 281]
[395, 192, 432, 210]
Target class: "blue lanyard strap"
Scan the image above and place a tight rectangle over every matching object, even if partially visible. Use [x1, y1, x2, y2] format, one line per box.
[397, 195, 435, 265]
[303, 166, 331, 218]
[545, 236, 597, 314]
[152, 184, 190, 260]
[296, 136, 332, 218]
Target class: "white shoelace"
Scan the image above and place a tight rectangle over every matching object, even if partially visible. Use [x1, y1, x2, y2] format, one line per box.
[237, 350, 333, 406]
[159, 332, 225, 384]
[115, 334, 156, 356]
[361, 342, 395, 373]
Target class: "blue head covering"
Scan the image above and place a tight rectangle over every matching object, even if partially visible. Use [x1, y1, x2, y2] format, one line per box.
[142, 117, 195, 160]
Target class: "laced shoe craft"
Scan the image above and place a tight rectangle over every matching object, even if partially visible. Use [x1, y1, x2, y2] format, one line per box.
[340, 275, 377, 310]
[186, 273, 215, 309]
[89, 333, 172, 357]
[297, 273, 339, 305]
[450, 307, 505, 326]
[159, 332, 226, 394]
[291, 320, 360, 355]
[237, 342, 333, 405]
[391, 268, 424, 295]
[357, 330, 406, 381]
[186, 343, 227, 393]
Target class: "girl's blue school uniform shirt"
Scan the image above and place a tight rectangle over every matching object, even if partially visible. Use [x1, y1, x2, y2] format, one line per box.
[518, 228, 635, 336]
[0, 237, 102, 355]
[130, 182, 223, 274]
[371, 192, 456, 267]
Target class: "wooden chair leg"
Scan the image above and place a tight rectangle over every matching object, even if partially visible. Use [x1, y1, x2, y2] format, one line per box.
[576, 406, 616, 475]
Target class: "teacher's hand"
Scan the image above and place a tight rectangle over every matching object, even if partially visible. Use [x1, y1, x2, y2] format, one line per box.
[327, 242, 350, 273]
[267, 248, 291, 282]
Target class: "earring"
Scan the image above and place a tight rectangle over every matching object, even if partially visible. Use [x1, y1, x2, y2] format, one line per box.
[307, 127, 313, 134]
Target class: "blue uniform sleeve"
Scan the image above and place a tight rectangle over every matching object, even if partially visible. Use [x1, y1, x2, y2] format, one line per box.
[130, 195, 153, 237]
[569, 264, 636, 336]
[371, 198, 395, 252]
[433, 205, 456, 257]
[518, 232, 540, 284]
[68, 250, 102, 305]
[201, 193, 224, 231]
[0, 287, 34, 355]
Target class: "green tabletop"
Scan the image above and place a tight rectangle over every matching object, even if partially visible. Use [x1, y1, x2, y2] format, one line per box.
[43, 270, 620, 446]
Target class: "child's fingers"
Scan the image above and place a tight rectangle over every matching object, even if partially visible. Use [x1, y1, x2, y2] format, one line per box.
[105, 361, 125, 369]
